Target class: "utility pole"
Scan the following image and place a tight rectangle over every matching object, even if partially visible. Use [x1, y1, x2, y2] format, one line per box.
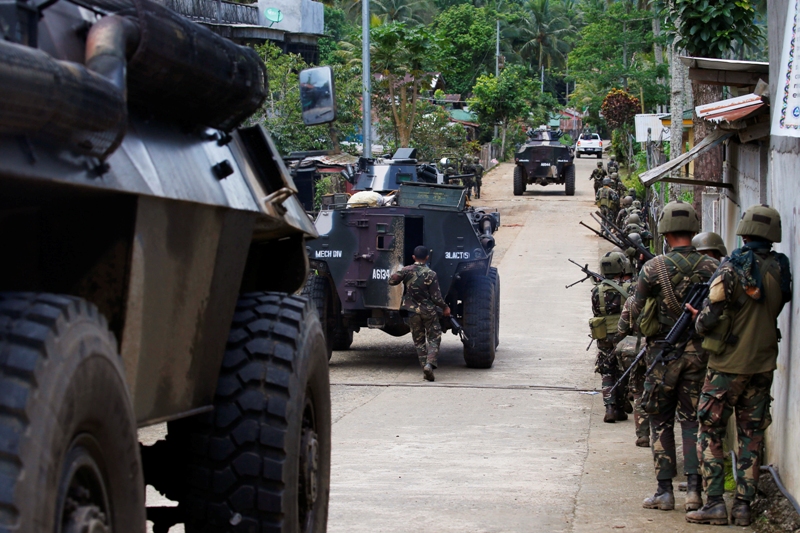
[362, 0, 371, 158]
[494, 19, 499, 141]
[540, 65, 544, 93]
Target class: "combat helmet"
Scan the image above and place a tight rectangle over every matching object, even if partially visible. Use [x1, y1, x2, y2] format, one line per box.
[597, 161, 604, 168]
[657, 200, 700, 234]
[600, 251, 626, 277]
[622, 196, 633, 207]
[628, 232, 643, 248]
[692, 232, 728, 256]
[632, 200, 641, 209]
[611, 246, 624, 253]
[610, 155, 617, 161]
[622, 257, 635, 276]
[626, 213, 641, 226]
[628, 187, 636, 197]
[736, 205, 782, 242]
[602, 177, 612, 186]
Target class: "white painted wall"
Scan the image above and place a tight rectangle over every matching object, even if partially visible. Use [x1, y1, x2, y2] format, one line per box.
[768, 0, 800, 502]
[257, 0, 323, 34]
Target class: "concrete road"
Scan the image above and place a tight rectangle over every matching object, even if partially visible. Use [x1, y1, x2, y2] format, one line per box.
[326, 157, 749, 533]
[144, 155, 749, 532]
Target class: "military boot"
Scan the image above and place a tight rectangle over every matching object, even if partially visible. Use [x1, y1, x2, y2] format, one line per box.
[731, 498, 751, 526]
[423, 363, 435, 382]
[643, 480, 675, 510]
[685, 496, 728, 525]
[604, 405, 616, 423]
[615, 408, 628, 421]
[635, 436, 650, 447]
[623, 398, 633, 414]
[685, 474, 703, 511]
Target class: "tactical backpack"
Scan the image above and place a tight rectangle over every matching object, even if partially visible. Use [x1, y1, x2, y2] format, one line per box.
[589, 280, 630, 340]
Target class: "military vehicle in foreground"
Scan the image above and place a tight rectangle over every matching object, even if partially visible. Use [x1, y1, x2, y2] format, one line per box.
[513, 127, 576, 196]
[0, 2, 331, 531]
[305, 151, 501, 368]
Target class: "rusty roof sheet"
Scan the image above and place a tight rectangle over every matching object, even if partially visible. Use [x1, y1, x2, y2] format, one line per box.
[696, 94, 767, 125]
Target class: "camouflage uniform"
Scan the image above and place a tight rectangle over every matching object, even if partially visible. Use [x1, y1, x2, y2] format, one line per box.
[473, 158, 484, 199]
[595, 185, 619, 221]
[460, 157, 476, 200]
[623, 223, 652, 243]
[591, 279, 630, 409]
[629, 246, 718, 481]
[694, 244, 792, 502]
[388, 262, 448, 367]
[618, 292, 650, 442]
[589, 167, 607, 193]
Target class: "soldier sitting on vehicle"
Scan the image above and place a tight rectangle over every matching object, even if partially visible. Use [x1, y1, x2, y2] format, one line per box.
[590, 161, 608, 193]
[389, 246, 451, 382]
[596, 177, 619, 220]
[692, 232, 727, 262]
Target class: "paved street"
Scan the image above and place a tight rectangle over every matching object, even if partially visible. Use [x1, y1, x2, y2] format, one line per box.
[144, 156, 749, 533]
[325, 158, 749, 533]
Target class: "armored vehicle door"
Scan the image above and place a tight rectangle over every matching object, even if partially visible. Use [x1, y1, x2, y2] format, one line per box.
[350, 214, 405, 308]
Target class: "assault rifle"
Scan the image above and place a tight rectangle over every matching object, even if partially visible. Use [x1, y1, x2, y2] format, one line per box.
[449, 316, 469, 342]
[580, 220, 627, 250]
[442, 173, 476, 185]
[566, 259, 605, 289]
[595, 211, 655, 261]
[609, 281, 710, 395]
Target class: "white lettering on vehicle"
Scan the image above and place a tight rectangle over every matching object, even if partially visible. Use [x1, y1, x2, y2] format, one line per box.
[372, 268, 391, 280]
[445, 251, 471, 259]
[539, 162, 551, 166]
[314, 250, 342, 258]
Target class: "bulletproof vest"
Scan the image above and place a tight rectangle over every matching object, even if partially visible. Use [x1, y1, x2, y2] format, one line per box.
[590, 280, 631, 339]
[644, 251, 713, 335]
[597, 188, 615, 208]
[705, 254, 786, 373]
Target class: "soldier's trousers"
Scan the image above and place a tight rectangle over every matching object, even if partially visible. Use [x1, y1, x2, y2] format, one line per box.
[596, 342, 622, 408]
[475, 176, 482, 198]
[697, 368, 773, 501]
[408, 312, 442, 367]
[618, 354, 650, 439]
[642, 348, 706, 480]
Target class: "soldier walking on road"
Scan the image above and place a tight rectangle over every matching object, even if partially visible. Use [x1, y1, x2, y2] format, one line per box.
[685, 206, 792, 527]
[589, 251, 633, 422]
[596, 177, 619, 221]
[389, 246, 451, 382]
[472, 156, 484, 199]
[607, 154, 620, 174]
[590, 161, 608, 193]
[618, 287, 651, 447]
[628, 201, 719, 513]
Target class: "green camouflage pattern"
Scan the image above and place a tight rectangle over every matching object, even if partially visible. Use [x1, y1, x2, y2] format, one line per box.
[409, 312, 443, 367]
[697, 368, 773, 501]
[595, 186, 619, 220]
[607, 160, 620, 174]
[462, 159, 484, 198]
[388, 263, 448, 315]
[592, 279, 627, 407]
[590, 168, 608, 192]
[642, 344, 707, 479]
[615, 335, 649, 439]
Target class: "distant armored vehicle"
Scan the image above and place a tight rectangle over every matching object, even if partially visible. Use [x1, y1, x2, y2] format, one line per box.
[305, 171, 501, 368]
[514, 128, 576, 196]
[0, 2, 330, 531]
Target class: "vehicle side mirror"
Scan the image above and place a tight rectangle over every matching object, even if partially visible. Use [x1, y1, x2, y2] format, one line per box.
[299, 66, 336, 125]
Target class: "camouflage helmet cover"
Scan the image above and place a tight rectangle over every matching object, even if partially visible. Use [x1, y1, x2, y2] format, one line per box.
[600, 251, 627, 277]
[736, 205, 781, 242]
[602, 177, 612, 186]
[657, 200, 700, 234]
[692, 232, 728, 256]
[626, 213, 641, 225]
[622, 196, 634, 206]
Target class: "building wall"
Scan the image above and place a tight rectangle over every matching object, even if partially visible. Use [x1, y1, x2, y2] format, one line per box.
[767, 0, 800, 502]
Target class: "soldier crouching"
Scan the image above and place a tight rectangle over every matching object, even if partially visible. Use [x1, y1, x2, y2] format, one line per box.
[389, 245, 451, 382]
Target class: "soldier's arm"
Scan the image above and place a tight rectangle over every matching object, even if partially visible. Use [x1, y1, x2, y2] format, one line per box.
[388, 268, 406, 286]
[695, 267, 734, 335]
[618, 293, 635, 336]
[628, 262, 654, 324]
[427, 273, 448, 310]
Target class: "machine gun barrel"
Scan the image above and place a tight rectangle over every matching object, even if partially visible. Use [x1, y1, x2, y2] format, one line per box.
[595, 211, 655, 261]
[566, 259, 604, 288]
[443, 173, 476, 184]
[579, 220, 626, 249]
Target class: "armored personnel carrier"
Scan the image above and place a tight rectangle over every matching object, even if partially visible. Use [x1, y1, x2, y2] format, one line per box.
[0, 2, 330, 531]
[305, 156, 501, 368]
[513, 127, 576, 196]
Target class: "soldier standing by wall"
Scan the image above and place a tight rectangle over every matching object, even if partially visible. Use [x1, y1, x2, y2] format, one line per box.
[618, 286, 651, 447]
[685, 206, 792, 527]
[389, 246, 451, 382]
[596, 178, 619, 222]
[590, 161, 608, 193]
[628, 201, 719, 513]
[692, 232, 728, 262]
[607, 154, 620, 174]
[589, 251, 633, 422]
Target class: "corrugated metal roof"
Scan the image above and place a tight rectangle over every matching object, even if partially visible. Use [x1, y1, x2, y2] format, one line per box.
[680, 56, 769, 73]
[695, 94, 767, 124]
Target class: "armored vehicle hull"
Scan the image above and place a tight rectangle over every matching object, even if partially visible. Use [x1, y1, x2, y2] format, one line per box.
[306, 182, 500, 368]
[514, 129, 576, 196]
[0, 1, 330, 531]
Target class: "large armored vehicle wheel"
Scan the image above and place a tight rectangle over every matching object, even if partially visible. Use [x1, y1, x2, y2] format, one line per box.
[513, 166, 526, 196]
[169, 292, 331, 533]
[564, 165, 576, 196]
[575, 151, 581, 158]
[489, 267, 500, 348]
[461, 275, 497, 368]
[0, 293, 146, 533]
[303, 272, 353, 354]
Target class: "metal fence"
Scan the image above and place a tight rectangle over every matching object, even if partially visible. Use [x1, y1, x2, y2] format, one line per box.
[159, 0, 259, 25]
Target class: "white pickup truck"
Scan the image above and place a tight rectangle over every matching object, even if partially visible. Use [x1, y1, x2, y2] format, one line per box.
[575, 133, 604, 158]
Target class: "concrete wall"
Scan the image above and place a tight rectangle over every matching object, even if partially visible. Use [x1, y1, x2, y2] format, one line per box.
[767, 0, 800, 502]
[257, 0, 323, 34]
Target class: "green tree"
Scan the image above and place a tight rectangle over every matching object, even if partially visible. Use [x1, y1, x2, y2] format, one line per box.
[431, 4, 497, 96]
[371, 22, 437, 147]
[469, 65, 538, 157]
[515, 0, 575, 71]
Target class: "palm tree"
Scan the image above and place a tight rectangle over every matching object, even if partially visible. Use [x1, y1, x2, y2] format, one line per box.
[343, 0, 435, 25]
[515, 0, 575, 71]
